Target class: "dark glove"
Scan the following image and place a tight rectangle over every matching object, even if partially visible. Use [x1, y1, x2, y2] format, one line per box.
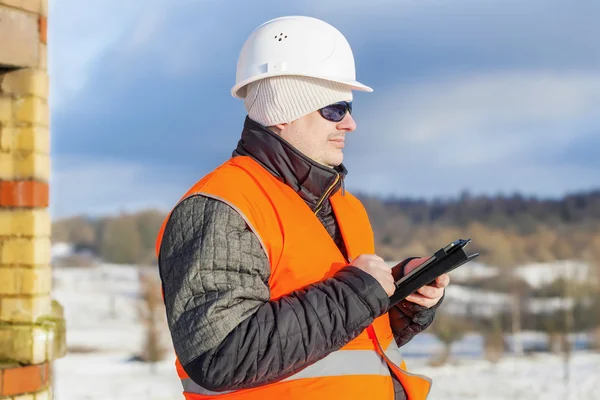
[388, 257, 445, 347]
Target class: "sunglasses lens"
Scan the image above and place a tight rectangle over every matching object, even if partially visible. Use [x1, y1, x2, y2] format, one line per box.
[320, 102, 352, 122]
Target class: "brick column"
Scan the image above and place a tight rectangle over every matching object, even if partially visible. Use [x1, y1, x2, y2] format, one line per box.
[0, 1, 66, 399]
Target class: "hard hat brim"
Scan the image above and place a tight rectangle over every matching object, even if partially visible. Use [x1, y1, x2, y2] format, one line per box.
[231, 73, 373, 100]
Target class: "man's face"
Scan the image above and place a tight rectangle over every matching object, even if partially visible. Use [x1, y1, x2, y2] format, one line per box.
[274, 108, 357, 168]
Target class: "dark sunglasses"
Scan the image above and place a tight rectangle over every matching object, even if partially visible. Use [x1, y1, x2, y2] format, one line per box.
[319, 101, 352, 122]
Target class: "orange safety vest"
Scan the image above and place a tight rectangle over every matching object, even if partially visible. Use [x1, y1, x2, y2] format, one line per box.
[156, 156, 432, 400]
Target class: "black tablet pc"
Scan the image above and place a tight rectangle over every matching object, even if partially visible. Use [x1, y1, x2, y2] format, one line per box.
[388, 238, 479, 308]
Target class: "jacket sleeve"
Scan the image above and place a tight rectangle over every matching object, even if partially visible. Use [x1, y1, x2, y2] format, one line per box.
[158, 194, 390, 392]
[388, 257, 444, 347]
[389, 296, 443, 347]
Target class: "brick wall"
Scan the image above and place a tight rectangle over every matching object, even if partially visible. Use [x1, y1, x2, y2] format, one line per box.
[0, 1, 66, 399]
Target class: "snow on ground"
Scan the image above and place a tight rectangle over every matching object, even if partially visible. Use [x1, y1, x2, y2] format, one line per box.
[407, 351, 600, 400]
[52, 265, 184, 399]
[55, 353, 182, 400]
[515, 261, 592, 288]
[51, 264, 600, 400]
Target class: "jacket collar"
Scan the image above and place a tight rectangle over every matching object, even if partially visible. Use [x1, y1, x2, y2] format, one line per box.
[232, 116, 347, 210]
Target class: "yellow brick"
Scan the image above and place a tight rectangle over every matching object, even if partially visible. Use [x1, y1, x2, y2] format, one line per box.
[14, 96, 49, 126]
[0, 294, 51, 322]
[0, 210, 11, 235]
[0, 150, 13, 179]
[0, 267, 52, 295]
[1, 68, 49, 98]
[13, 151, 50, 180]
[15, 209, 51, 236]
[35, 389, 51, 400]
[40, 0, 47, 16]
[0, 95, 12, 122]
[0, 122, 14, 150]
[38, 42, 47, 70]
[1, 237, 51, 265]
[0, 323, 50, 364]
[0, 0, 21, 9]
[0, 267, 16, 294]
[20, 0, 41, 13]
[0, 209, 51, 237]
[0, 6, 39, 68]
[0, 209, 50, 237]
[12, 394, 35, 400]
[21, 266, 52, 294]
[14, 125, 50, 152]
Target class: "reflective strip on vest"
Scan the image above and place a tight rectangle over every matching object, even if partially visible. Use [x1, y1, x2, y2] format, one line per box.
[182, 379, 234, 396]
[385, 338, 434, 392]
[384, 339, 404, 367]
[181, 344, 404, 395]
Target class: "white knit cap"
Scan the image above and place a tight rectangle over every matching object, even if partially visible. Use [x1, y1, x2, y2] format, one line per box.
[243, 75, 353, 127]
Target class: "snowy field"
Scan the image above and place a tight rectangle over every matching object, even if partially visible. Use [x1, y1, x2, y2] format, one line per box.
[51, 264, 600, 400]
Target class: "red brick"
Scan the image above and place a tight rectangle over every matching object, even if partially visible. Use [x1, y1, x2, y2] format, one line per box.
[38, 16, 47, 45]
[0, 180, 48, 207]
[1, 362, 49, 396]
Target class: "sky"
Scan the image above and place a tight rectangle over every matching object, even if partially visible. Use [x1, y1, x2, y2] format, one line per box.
[47, 0, 600, 218]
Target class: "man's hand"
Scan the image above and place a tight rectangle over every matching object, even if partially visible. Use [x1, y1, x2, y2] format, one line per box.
[349, 254, 395, 296]
[403, 257, 450, 308]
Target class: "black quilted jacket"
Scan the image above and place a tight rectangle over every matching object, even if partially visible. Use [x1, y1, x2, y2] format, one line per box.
[158, 116, 441, 398]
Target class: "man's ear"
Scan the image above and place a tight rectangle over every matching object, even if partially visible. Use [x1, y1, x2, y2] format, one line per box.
[269, 123, 287, 135]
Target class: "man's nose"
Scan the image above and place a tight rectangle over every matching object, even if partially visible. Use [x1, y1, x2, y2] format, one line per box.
[337, 112, 357, 132]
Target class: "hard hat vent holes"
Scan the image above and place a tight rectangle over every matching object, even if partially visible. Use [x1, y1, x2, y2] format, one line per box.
[274, 33, 288, 42]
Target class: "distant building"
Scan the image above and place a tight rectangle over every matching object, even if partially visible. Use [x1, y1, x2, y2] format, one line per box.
[385, 258, 593, 317]
[52, 242, 100, 267]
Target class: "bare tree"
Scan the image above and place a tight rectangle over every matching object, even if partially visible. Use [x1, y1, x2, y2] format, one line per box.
[561, 271, 574, 385]
[136, 269, 170, 371]
[429, 311, 468, 366]
[482, 315, 506, 363]
[486, 232, 527, 356]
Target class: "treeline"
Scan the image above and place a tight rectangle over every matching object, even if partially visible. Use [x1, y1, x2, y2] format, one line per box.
[359, 190, 600, 273]
[52, 190, 600, 275]
[52, 210, 166, 266]
[363, 190, 600, 232]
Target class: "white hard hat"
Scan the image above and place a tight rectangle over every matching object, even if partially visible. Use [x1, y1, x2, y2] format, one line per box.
[231, 16, 373, 99]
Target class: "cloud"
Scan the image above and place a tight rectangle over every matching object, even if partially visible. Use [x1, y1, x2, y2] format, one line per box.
[46, 0, 600, 216]
[356, 70, 600, 154]
[47, 0, 169, 109]
[343, 70, 600, 198]
[47, 0, 315, 110]
[49, 156, 186, 218]
[300, 0, 600, 74]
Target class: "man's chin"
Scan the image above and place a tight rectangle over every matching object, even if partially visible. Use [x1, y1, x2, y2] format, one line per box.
[325, 154, 344, 168]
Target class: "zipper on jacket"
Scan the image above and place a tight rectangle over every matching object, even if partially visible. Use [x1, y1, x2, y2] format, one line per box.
[314, 174, 340, 215]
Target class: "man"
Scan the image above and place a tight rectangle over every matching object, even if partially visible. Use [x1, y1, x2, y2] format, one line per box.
[156, 16, 449, 400]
